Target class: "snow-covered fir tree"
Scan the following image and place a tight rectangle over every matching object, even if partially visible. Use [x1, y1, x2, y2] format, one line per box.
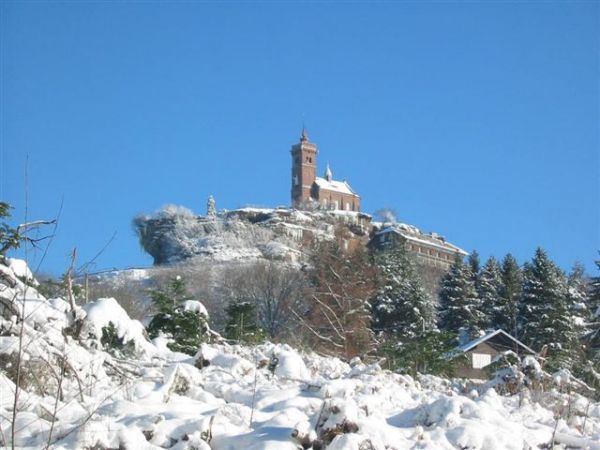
[467, 250, 481, 285]
[584, 258, 600, 367]
[438, 254, 485, 341]
[497, 253, 522, 337]
[519, 248, 579, 370]
[566, 263, 590, 328]
[478, 256, 502, 330]
[589, 258, 600, 322]
[372, 243, 436, 341]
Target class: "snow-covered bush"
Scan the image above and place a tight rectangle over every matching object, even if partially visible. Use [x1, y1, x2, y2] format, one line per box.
[81, 297, 157, 356]
[146, 277, 210, 355]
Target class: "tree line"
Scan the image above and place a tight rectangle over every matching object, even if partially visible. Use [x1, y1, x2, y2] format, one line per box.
[142, 231, 598, 387]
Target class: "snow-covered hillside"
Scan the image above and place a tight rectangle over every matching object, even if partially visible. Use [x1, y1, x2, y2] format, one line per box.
[1, 259, 599, 449]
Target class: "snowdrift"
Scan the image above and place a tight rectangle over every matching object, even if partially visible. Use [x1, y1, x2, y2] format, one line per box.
[1, 259, 599, 449]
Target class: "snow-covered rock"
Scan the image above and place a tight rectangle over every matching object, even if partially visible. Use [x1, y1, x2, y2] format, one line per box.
[133, 206, 371, 265]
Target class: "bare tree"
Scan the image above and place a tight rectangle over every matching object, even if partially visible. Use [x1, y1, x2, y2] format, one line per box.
[86, 279, 154, 322]
[295, 238, 379, 359]
[224, 261, 308, 339]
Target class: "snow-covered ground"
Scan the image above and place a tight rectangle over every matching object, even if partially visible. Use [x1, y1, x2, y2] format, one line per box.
[1, 260, 599, 450]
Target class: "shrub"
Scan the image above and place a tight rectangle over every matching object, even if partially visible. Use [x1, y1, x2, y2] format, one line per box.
[101, 322, 136, 357]
[224, 301, 265, 343]
[146, 277, 210, 355]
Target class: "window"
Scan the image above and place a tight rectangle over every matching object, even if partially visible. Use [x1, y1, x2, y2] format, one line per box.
[472, 353, 491, 369]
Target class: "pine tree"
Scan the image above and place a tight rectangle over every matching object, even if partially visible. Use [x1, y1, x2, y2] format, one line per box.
[563, 263, 591, 380]
[589, 258, 600, 322]
[467, 250, 481, 285]
[519, 248, 578, 370]
[224, 301, 265, 343]
[146, 277, 210, 355]
[581, 258, 600, 383]
[478, 257, 502, 329]
[372, 243, 436, 342]
[497, 254, 522, 337]
[566, 263, 590, 327]
[384, 330, 464, 377]
[0, 202, 22, 256]
[438, 254, 485, 341]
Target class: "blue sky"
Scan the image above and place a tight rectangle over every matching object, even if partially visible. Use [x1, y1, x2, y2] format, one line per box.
[2, 1, 598, 275]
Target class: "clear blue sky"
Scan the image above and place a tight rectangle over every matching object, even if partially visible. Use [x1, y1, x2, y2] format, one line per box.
[2, 1, 598, 276]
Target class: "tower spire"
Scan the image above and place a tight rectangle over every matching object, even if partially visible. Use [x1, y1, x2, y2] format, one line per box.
[300, 125, 308, 142]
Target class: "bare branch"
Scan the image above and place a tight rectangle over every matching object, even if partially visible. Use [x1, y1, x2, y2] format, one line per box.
[16, 219, 56, 233]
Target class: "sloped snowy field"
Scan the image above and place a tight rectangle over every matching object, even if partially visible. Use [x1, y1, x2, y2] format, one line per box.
[1, 259, 599, 450]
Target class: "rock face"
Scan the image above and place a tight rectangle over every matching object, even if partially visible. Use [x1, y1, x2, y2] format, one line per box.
[133, 206, 372, 265]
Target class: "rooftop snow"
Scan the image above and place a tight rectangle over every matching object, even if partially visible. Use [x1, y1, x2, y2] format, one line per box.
[457, 329, 538, 355]
[314, 177, 358, 197]
[377, 225, 467, 255]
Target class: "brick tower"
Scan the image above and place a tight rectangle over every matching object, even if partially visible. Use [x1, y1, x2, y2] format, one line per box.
[291, 128, 318, 208]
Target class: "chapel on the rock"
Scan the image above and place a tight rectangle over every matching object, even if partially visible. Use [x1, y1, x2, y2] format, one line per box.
[291, 129, 361, 211]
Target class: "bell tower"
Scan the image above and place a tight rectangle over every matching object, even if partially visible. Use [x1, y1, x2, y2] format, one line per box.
[291, 128, 318, 208]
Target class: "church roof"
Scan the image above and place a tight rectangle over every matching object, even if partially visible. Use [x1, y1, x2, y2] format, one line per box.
[314, 176, 359, 197]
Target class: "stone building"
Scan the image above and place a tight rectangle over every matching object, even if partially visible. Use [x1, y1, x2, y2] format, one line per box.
[369, 222, 468, 270]
[291, 129, 361, 211]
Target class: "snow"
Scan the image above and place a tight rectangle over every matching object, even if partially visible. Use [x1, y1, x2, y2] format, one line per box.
[7, 258, 36, 284]
[1, 260, 600, 450]
[457, 329, 537, 355]
[272, 347, 310, 380]
[376, 225, 469, 257]
[314, 176, 358, 196]
[82, 297, 158, 355]
[183, 300, 209, 316]
[158, 204, 196, 218]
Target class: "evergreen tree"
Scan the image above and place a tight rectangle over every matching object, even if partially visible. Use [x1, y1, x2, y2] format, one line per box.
[580, 258, 600, 386]
[497, 254, 522, 337]
[564, 263, 592, 381]
[588, 258, 600, 322]
[146, 277, 210, 355]
[372, 243, 436, 342]
[519, 248, 578, 370]
[467, 250, 481, 285]
[383, 330, 464, 377]
[224, 301, 265, 343]
[0, 202, 21, 256]
[478, 257, 502, 329]
[438, 254, 485, 341]
[566, 263, 590, 326]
